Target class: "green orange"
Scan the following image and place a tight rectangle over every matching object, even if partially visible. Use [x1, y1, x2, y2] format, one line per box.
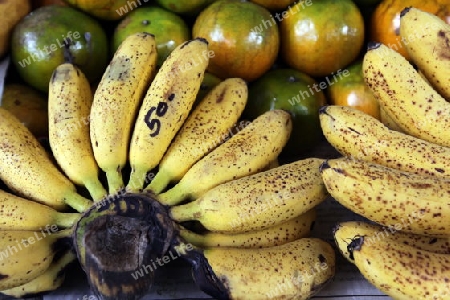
[10, 5, 109, 93]
[280, 0, 365, 78]
[192, 0, 279, 82]
[155, 0, 217, 16]
[112, 6, 190, 66]
[244, 68, 326, 157]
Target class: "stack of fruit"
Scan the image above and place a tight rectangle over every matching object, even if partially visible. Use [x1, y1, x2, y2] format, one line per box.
[0, 28, 337, 299]
[320, 7, 450, 300]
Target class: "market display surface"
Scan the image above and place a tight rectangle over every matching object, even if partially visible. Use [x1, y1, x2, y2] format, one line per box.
[0, 0, 450, 300]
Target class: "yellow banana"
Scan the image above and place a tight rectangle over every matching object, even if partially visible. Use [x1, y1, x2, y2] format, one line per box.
[344, 230, 450, 300]
[333, 221, 450, 264]
[48, 63, 107, 201]
[169, 158, 327, 232]
[0, 249, 76, 298]
[319, 105, 450, 178]
[321, 157, 450, 237]
[0, 229, 71, 290]
[159, 109, 293, 206]
[179, 208, 316, 248]
[379, 105, 404, 133]
[90, 32, 158, 195]
[127, 38, 209, 192]
[0, 189, 80, 230]
[146, 77, 248, 194]
[363, 42, 450, 147]
[0, 108, 91, 212]
[177, 238, 335, 300]
[400, 7, 450, 101]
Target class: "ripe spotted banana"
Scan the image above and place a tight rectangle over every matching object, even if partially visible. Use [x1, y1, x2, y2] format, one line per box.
[176, 238, 335, 300]
[0, 249, 76, 298]
[48, 63, 107, 201]
[363, 42, 450, 147]
[146, 77, 248, 194]
[90, 32, 158, 195]
[0, 229, 71, 290]
[321, 157, 450, 237]
[159, 109, 293, 206]
[0, 108, 91, 212]
[127, 38, 209, 192]
[319, 105, 450, 178]
[333, 221, 450, 264]
[379, 105, 404, 133]
[169, 158, 327, 232]
[179, 208, 316, 248]
[344, 230, 450, 300]
[400, 7, 450, 101]
[0, 189, 80, 230]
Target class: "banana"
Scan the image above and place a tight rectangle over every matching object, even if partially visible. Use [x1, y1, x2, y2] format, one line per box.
[0, 228, 71, 290]
[344, 231, 450, 300]
[48, 62, 107, 201]
[159, 109, 293, 206]
[319, 105, 450, 178]
[0, 249, 76, 298]
[321, 157, 450, 237]
[146, 77, 248, 194]
[169, 157, 327, 232]
[363, 42, 450, 147]
[179, 208, 316, 248]
[90, 32, 158, 195]
[0, 107, 91, 212]
[379, 105, 404, 133]
[127, 38, 210, 192]
[333, 221, 450, 264]
[176, 238, 335, 300]
[400, 7, 450, 101]
[0, 189, 80, 230]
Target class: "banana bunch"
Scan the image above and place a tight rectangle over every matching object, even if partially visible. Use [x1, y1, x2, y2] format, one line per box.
[0, 31, 334, 299]
[334, 221, 450, 300]
[319, 7, 450, 300]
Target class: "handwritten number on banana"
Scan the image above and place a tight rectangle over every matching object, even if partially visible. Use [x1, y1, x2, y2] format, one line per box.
[144, 94, 175, 137]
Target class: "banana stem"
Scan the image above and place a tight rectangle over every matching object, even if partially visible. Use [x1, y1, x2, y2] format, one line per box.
[145, 171, 171, 194]
[126, 168, 147, 192]
[169, 201, 199, 222]
[64, 192, 92, 213]
[105, 169, 124, 195]
[158, 183, 189, 206]
[179, 228, 206, 248]
[84, 178, 108, 202]
[54, 212, 81, 228]
[52, 227, 74, 239]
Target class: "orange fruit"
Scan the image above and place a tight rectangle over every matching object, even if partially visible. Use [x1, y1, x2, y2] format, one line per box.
[192, 0, 279, 82]
[155, 0, 217, 16]
[1, 84, 49, 138]
[249, 0, 296, 11]
[63, 0, 133, 20]
[112, 6, 190, 66]
[326, 60, 380, 120]
[244, 68, 326, 157]
[280, 0, 365, 78]
[0, 0, 31, 58]
[11, 5, 109, 92]
[370, 0, 450, 60]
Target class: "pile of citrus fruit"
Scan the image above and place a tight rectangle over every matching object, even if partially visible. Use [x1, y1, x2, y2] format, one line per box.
[1, 0, 449, 159]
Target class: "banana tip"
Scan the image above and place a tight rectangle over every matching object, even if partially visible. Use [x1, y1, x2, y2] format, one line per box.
[400, 6, 412, 18]
[367, 41, 381, 51]
[319, 160, 331, 172]
[318, 105, 329, 115]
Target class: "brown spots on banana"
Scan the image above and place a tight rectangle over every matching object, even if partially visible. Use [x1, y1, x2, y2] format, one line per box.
[437, 29, 450, 60]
